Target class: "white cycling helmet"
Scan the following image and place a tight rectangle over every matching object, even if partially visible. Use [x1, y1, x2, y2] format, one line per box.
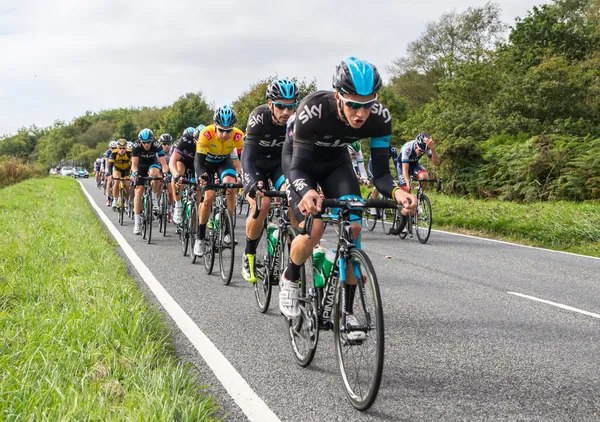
[109, 141, 117, 149]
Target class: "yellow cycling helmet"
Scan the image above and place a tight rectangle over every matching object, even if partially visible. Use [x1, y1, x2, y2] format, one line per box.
[116, 139, 127, 148]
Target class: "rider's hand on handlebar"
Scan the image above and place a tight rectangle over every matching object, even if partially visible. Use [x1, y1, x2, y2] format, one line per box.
[299, 189, 322, 216]
[394, 188, 417, 215]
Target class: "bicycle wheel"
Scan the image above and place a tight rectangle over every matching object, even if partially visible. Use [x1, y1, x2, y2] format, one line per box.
[364, 191, 377, 232]
[204, 229, 215, 275]
[232, 200, 237, 228]
[288, 239, 319, 368]
[415, 194, 432, 244]
[180, 203, 190, 256]
[334, 248, 384, 411]
[190, 204, 198, 263]
[146, 193, 153, 244]
[218, 209, 235, 285]
[141, 194, 148, 240]
[253, 225, 272, 313]
[118, 190, 124, 226]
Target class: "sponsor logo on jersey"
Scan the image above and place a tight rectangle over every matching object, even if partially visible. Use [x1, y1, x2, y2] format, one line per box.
[298, 104, 322, 124]
[259, 139, 285, 148]
[292, 178, 308, 192]
[234, 132, 242, 141]
[371, 103, 392, 124]
[315, 138, 348, 148]
[249, 114, 264, 128]
[204, 131, 212, 140]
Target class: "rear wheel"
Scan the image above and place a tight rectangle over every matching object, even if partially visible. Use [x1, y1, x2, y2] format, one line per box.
[204, 209, 217, 274]
[415, 194, 432, 244]
[146, 194, 153, 244]
[141, 193, 149, 240]
[334, 248, 384, 411]
[180, 203, 190, 256]
[219, 210, 236, 285]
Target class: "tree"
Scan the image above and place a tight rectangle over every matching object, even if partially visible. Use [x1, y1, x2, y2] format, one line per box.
[158, 92, 213, 137]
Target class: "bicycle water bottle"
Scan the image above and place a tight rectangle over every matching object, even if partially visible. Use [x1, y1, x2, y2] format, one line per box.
[322, 249, 336, 281]
[312, 246, 326, 288]
[266, 222, 279, 256]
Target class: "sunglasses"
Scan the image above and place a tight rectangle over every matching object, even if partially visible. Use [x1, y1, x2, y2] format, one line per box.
[272, 101, 297, 110]
[141, 140, 153, 144]
[118, 147, 127, 150]
[216, 127, 233, 133]
[339, 93, 377, 110]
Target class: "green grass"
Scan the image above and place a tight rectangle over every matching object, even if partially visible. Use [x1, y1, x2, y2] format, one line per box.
[361, 186, 600, 257]
[0, 177, 220, 420]
[0, 156, 47, 189]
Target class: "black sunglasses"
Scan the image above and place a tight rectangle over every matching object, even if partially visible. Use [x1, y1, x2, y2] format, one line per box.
[272, 101, 298, 110]
[216, 127, 233, 133]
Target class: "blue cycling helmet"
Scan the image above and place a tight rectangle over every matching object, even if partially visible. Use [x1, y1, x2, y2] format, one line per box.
[194, 124, 206, 139]
[213, 105, 237, 128]
[182, 127, 195, 141]
[415, 132, 430, 150]
[333, 57, 382, 96]
[138, 128, 154, 141]
[266, 78, 300, 100]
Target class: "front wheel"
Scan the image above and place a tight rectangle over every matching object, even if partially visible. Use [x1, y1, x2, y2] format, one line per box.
[253, 226, 272, 313]
[189, 204, 198, 263]
[364, 191, 377, 231]
[334, 248, 384, 411]
[288, 226, 319, 368]
[146, 193, 153, 244]
[415, 194, 432, 244]
[218, 210, 236, 285]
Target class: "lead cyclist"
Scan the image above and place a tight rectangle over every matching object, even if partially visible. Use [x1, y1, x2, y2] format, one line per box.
[280, 57, 417, 331]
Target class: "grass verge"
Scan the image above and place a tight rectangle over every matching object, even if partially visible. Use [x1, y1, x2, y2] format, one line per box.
[0, 177, 220, 420]
[361, 186, 600, 258]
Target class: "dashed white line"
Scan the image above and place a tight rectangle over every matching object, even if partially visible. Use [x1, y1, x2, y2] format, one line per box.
[78, 181, 280, 422]
[508, 292, 600, 319]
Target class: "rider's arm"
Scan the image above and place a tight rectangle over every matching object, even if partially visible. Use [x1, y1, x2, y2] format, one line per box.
[169, 149, 182, 176]
[194, 153, 208, 179]
[131, 156, 139, 173]
[402, 162, 410, 187]
[370, 139, 397, 198]
[158, 155, 168, 174]
[289, 118, 317, 198]
[429, 144, 441, 166]
[355, 149, 369, 179]
[240, 142, 261, 188]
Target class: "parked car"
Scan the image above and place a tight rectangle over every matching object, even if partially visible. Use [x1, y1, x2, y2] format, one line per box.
[72, 167, 89, 178]
[49, 168, 57, 175]
[60, 166, 74, 176]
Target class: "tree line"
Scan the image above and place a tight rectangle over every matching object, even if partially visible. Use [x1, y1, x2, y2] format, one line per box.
[1, 0, 598, 201]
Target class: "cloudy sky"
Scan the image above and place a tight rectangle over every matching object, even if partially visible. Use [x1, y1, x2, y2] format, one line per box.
[0, 0, 550, 137]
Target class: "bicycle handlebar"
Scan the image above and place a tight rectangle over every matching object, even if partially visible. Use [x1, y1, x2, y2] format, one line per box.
[298, 198, 404, 238]
[252, 190, 288, 219]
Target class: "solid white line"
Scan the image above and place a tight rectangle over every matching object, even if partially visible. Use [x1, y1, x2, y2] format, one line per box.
[362, 217, 600, 261]
[508, 292, 600, 319]
[78, 182, 280, 422]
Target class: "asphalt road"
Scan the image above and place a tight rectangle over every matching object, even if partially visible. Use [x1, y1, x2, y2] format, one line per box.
[80, 179, 600, 421]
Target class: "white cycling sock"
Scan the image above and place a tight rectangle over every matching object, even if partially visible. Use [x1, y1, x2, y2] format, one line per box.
[135, 214, 141, 224]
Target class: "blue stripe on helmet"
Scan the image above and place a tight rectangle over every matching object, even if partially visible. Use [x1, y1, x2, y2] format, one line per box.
[220, 169, 237, 180]
[278, 79, 296, 99]
[140, 129, 151, 140]
[345, 57, 375, 96]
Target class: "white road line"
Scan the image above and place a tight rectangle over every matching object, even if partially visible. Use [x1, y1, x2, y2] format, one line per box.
[508, 292, 600, 320]
[78, 182, 280, 422]
[363, 218, 600, 261]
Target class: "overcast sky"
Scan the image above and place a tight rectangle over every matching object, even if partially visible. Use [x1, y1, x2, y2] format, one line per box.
[0, 0, 551, 137]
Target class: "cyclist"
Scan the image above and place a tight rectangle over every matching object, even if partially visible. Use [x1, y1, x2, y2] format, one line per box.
[398, 132, 441, 192]
[159, 133, 175, 222]
[279, 57, 417, 321]
[347, 141, 370, 186]
[109, 139, 132, 209]
[131, 129, 169, 235]
[193, 106, 244, 257]
[104, 141, 117, 206]
[94, 158, 103, 185]
[241, 78, 299, 283]
[170, 127, 199, 225]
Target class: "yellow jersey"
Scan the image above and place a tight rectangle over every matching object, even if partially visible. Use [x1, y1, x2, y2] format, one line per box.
[196, 125, 244, 162]
[110, 150, 133, 170]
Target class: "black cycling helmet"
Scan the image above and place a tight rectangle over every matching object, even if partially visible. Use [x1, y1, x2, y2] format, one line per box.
[415, 132, 430, 150]
[159, 133, 173, 144]
[266, 78, 300, 101]
[332, 57, 382, 96]
[182, 127, 195, 141]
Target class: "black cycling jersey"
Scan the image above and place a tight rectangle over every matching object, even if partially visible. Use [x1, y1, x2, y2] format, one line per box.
[285, 90, 397, 199]
[132, 141, 165, 166]
[172, 136, 195, 168]
[242, 103, 287, 190]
